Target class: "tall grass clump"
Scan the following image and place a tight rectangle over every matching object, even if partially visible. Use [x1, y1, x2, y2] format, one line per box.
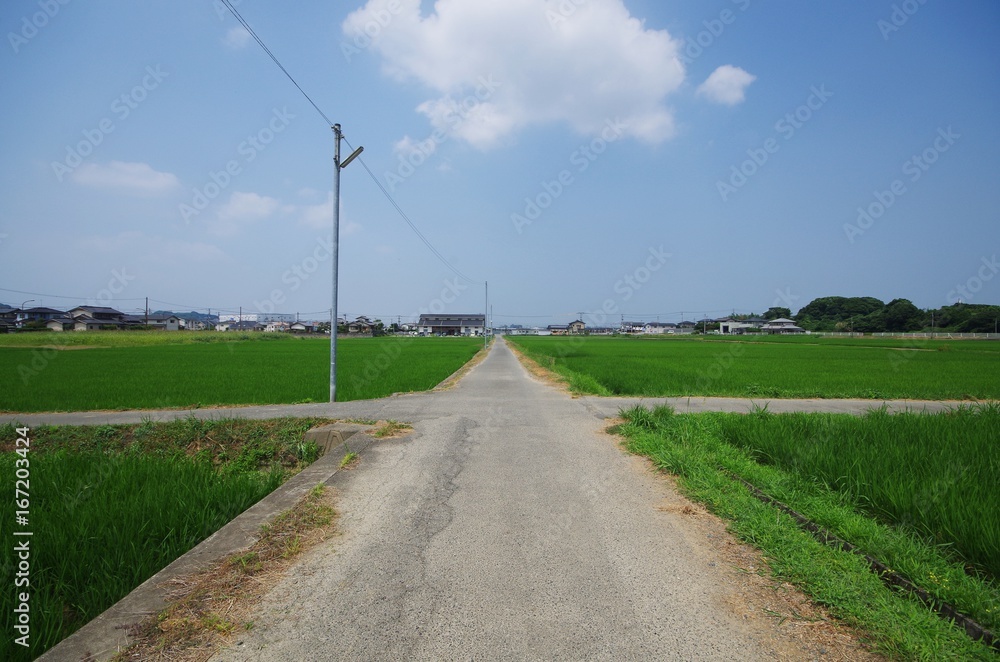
[0, 418, 326, 661]
[715, 404, 1000, 579]
[616, 406, 1000, 659]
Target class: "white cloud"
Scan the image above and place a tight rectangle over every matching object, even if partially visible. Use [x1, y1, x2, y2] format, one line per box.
[393, 135, 438, 159]
[696, 65, 756, 106]
[343, 0, 686, 147]
[79, 232, 228, 264]
[72, 161, 179, 194]
[223, 26, 251, 49]
[212, 191, 281, 236]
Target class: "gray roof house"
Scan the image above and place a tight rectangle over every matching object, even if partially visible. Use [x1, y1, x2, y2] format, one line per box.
[418, 314, 486, 336]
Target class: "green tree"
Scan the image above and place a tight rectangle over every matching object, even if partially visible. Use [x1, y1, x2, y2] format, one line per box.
[883, 298, 923, 332]
[764, 307, 791, 320]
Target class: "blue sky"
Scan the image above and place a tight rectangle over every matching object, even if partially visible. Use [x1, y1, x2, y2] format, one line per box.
[1, 0, 998, 325]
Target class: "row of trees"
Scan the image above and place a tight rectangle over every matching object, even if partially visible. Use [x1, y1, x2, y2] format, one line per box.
[770, 297, 999, 333]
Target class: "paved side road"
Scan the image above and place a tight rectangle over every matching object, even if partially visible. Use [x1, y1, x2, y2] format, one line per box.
[0, 366, 960, 429]
[208, 338, 846, 660]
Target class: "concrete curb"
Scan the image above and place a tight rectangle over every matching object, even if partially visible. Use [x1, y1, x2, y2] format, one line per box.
[38, 424, 373, 662]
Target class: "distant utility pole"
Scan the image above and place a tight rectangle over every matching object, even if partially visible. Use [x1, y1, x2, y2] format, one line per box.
[484, 281, 488, 348]
[330, 123, 364, 402]
[145, 297, 149, 326]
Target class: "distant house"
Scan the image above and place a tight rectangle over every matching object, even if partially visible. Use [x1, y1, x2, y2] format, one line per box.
[643, 322, 673, 335]
[762, 318, 805, 335]
[547, 324, 569, 335]
[348, 316, 374, 334]
[568, 319, 586, 334]
[718, 318, 764, 335]
[123, 314, 181, 331]
[418, 314, 485, 336]
[45, 317, 76, 332]
[221, 320, 265, 332]
[74, 317, 116, 331]
[290, 321, 319, 333]
[620, 321, 645, 334]
[265, 321, 290, 333]
[19, 307, 64, 324]
[68, 305, 125, 323]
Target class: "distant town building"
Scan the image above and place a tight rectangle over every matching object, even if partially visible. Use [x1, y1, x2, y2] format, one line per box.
[418, 314, 486, 336]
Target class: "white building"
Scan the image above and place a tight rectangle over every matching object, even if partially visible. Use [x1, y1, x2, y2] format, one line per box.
[218, 312, 295, 323]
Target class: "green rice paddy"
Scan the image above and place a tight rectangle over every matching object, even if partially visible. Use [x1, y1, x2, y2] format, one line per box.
[508, 335, 1000, 400]
[0, 333, 483, 412]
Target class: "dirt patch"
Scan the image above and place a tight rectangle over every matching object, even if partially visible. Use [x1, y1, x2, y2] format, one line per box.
[113, 486, 340, 662]
[506, 341, 573, 394]
[605, 424, 885, 661]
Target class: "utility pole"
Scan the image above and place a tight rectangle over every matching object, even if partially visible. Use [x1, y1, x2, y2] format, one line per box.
[330, 124, 364, 402]
[484, 281, 488, 348]
[145, 297, 149, 326]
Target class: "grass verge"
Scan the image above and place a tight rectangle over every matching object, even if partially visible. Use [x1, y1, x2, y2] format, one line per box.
[615, 406, 999, 660]
[0, 418, 331, 661]
[114, 484, 338, 661]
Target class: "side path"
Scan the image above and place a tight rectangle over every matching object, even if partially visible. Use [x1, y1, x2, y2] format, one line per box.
[0, 361, 961, 429]
[208, 338, 872, 660]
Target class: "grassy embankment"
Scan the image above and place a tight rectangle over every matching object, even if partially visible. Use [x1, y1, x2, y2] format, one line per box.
[0, 417, 331, 661]
[617, 404, 1000, 659]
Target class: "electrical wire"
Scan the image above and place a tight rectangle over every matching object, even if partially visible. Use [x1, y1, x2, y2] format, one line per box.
[0, 286, 146, 302]
[219, 1, 481, 285]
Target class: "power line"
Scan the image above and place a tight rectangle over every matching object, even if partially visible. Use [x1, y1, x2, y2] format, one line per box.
[0, 286, 146, 302]
[220, 0, 333, 128]
[219, 1, 480, 285]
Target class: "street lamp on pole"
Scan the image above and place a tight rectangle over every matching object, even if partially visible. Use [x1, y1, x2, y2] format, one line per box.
[330, 124, 363, 403]
[19, 299, 34, 328]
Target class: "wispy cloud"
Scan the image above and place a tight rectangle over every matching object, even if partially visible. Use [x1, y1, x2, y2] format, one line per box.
[299, 191, 361, 235]
[223, 26, 251, 50]
[211, 191, 281, 236]
[72, 161, 179, 194]
[697, 65, 756, 106]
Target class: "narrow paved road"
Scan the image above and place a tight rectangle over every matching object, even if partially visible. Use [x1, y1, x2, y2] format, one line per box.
[207, 339, 854, 660]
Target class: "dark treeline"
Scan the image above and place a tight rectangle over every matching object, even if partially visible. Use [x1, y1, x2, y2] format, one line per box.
[772, 297, 1000, 333]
